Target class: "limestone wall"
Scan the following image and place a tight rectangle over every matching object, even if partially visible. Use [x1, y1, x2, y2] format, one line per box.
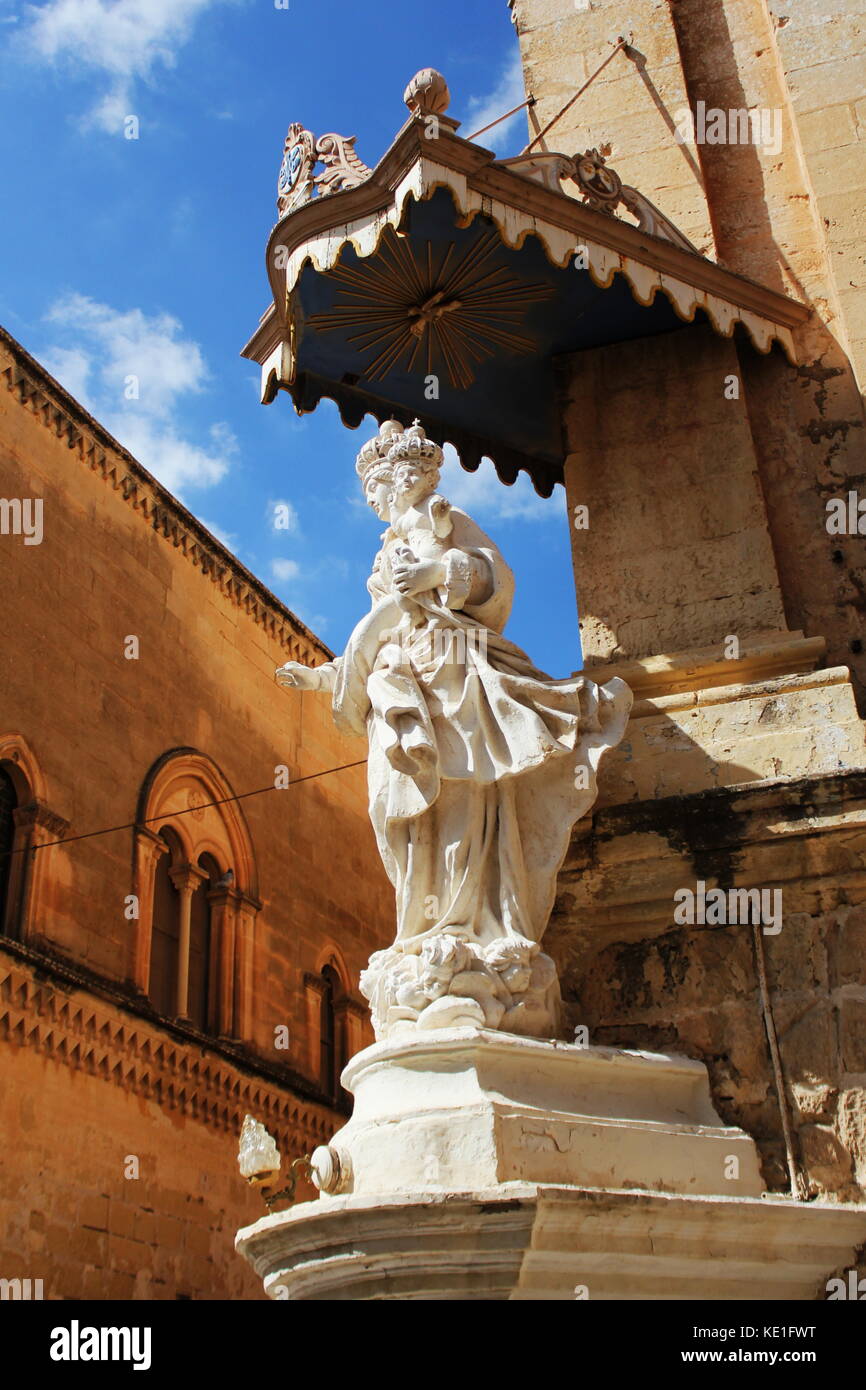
[0, 956, 337, 1299]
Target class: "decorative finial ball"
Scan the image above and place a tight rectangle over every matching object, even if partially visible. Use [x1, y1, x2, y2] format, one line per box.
[403, 68, 450, 117]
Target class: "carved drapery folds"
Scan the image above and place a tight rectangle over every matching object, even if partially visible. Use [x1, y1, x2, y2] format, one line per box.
[133, 749, 260, 1040]
[277, 124, 372, 218]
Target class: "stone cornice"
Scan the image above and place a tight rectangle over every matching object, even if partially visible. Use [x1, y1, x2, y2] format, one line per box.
[0, 936, 340, 1152]
[0, 326, 332, 667]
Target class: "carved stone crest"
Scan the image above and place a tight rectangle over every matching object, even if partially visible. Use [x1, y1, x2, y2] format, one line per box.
[277, 125, 372, 218]
[277, 123, 316, 217]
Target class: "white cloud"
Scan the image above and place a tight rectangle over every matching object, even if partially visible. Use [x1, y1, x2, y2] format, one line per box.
[46, 295, 206, 415]
[271, 558, 300, 582]
[43, 345, 92, 406]
[18, 0, 225, 132]
[42, 294, 236, 496]
[440, 444, 560, 523]
[464, 51, 528, 156]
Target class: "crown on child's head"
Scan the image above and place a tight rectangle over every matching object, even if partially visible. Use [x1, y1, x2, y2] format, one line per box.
[355, 418, 443, 480]
[385, 419, 443, 470]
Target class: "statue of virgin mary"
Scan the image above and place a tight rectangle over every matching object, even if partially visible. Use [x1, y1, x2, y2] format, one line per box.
[277, 420, 631, 1039]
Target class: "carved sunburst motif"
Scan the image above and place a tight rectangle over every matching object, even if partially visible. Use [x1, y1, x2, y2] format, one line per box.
[307, 228, 555, 389]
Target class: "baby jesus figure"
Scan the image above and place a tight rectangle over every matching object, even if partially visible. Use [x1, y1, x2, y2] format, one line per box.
[276, 420, 466, 704]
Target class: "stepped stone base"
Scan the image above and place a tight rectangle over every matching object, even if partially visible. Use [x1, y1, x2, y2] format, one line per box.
[235, 1029, 866, 1299]
[310, 1028, 765, 1199]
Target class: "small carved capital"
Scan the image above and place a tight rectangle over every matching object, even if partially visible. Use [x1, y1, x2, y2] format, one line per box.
[169, 863, 209, 894]
[13, 800, 69, 840]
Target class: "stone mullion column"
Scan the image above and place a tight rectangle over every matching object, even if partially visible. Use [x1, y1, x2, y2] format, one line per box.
[132, 827, 169, 993]
[336, 996, 368, 1069]
[9, 801, 69, 946]
[169, 865, 206, 1021]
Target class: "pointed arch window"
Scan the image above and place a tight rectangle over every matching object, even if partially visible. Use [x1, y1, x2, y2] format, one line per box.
[134, 750, 260, 1040]
[304, 955, 368, 1106]
[148, 828, 181, 1018]
[188, 853, 219, 1032]
[0, 735, 68, 944]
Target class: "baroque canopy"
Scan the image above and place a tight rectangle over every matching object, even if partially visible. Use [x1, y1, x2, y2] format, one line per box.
[242, 69, 810, 496]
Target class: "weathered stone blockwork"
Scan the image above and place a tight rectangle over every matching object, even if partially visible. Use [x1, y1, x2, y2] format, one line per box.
[513, 0, 866, 704]
[512, 0, 866, 1209]
[0, 954, 338, 1299]
[552, 767, 866, 1200]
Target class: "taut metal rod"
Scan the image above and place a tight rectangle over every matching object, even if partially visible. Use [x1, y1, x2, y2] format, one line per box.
[522, 37, 629, 154]
[468, 95, 536, 143]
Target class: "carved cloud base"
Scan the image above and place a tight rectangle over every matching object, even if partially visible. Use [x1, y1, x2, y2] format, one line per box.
[231, 1029, 866, 1299]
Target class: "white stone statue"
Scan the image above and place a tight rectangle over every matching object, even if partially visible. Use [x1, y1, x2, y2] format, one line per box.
[276, 420, 631, 1040]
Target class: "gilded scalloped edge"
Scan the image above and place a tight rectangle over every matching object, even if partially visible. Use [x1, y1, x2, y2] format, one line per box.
[288, 377, 555, 497]
[278, 161, 799, 365]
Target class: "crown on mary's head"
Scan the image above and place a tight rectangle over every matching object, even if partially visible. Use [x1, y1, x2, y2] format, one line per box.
[355, 418, 443, 480]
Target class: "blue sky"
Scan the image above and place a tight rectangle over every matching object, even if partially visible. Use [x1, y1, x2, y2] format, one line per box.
[0, 0, 581, 674]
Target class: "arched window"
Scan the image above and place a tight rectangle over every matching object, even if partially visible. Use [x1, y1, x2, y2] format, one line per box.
[0, 735, 67, 945]
[133, 750, 259, 1040]
[304, 955, 362, 1106]
[0, 766, 17, 934]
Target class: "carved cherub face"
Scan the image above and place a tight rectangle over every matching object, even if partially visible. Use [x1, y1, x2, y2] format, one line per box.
[486, 938, 534, 995]
[392, 459, 437, 511]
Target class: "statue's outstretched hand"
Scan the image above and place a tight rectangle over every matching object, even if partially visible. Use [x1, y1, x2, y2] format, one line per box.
[275, 660, 336, 692]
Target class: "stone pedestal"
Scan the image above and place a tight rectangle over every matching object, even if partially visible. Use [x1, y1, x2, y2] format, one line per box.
[313, 1029, 764, 1199]
[237, 1184, 866, 1301]
[235, 1029, 866, 1299]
